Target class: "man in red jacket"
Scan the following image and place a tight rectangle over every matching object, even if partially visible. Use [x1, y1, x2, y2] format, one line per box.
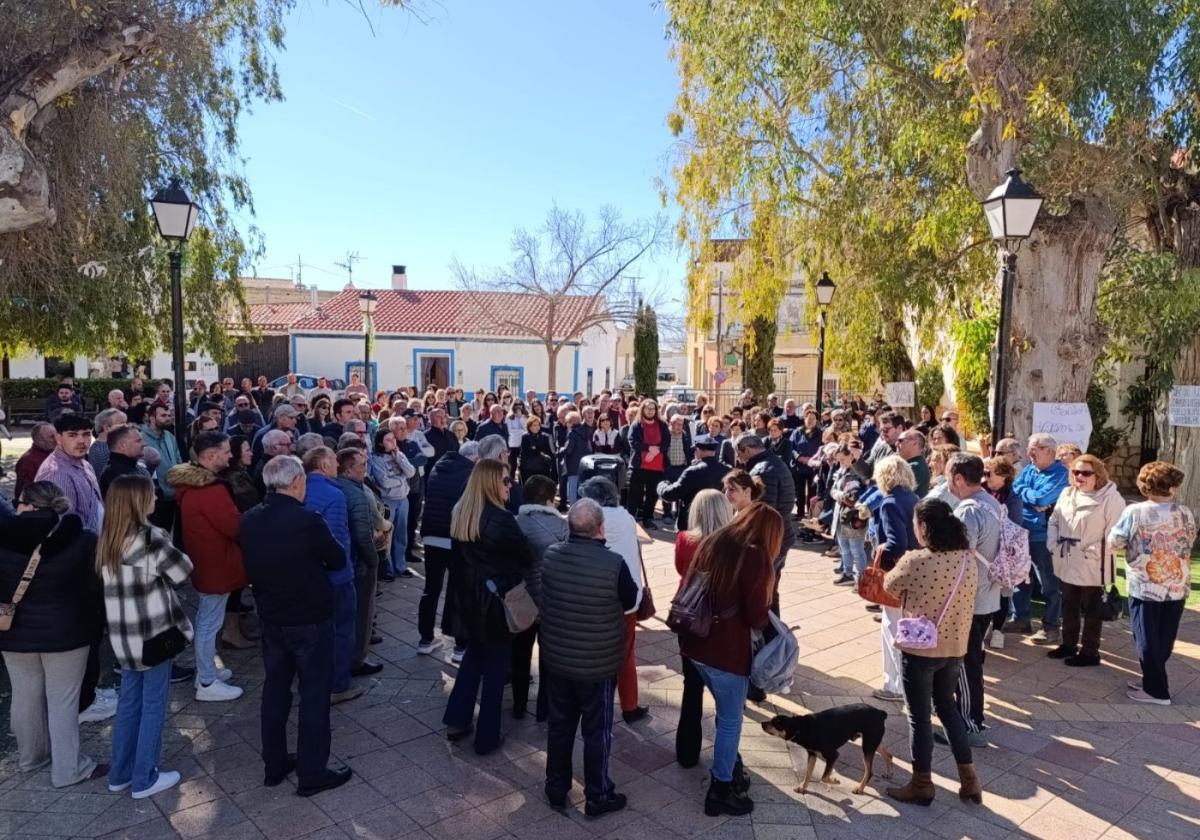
[167, 431, 246, 702]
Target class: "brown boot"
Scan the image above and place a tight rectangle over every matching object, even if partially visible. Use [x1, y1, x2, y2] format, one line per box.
[956, 763, 983, 804]
[886, 770, 935, 806]
[219, 612, 255, 650]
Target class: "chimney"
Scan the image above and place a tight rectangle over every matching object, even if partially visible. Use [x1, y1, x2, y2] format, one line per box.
[310, 286, 318, 310]
[391, 264, 407, 290]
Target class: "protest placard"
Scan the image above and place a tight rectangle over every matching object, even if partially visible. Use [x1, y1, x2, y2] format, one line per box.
[1031, 402, 1092, 450]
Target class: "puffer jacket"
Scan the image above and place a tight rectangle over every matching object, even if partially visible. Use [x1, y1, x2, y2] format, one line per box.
[1048, 481, 1127, 588]
[745, 448, 797, 550]
[0, 512, 102, 654]
[167, 463, 246, 594]
[421, 452, 475, 541]
[304, 473, 354, 586]
[514, 504, 569, 608]
[449, 503, 532, 644]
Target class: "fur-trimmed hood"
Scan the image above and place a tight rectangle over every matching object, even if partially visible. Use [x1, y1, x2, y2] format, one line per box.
[166, 462, 219, 490]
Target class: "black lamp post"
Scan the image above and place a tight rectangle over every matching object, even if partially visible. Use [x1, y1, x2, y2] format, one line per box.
[982, 168, 1042, 439]
[149, 178, 201, 445]
[358, 290, 378, 396]
[814, 271, 836, 406]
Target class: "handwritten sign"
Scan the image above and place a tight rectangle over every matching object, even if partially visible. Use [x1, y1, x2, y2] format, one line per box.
[1168, 385, 1200, 427]
[884, 382, 915, 407]
[1031, 402, 1092, 451]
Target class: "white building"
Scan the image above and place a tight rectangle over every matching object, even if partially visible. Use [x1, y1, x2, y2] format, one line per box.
[288, 268, 618, 395]
[5, 349, 219, 384]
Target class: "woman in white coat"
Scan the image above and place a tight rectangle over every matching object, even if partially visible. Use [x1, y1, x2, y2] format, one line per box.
[1046, 454, 1126, 667]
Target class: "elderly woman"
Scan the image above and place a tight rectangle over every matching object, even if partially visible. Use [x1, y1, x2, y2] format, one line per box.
[579, 476, 648, 724]
[1055, 443, 1083, 472]
[0, 482, 105, 788]
[1109, 462, 1197, 705]
[1045, 454, 1126, 667]
[925, 444, 961, 507]
[871, 455, 919, 703]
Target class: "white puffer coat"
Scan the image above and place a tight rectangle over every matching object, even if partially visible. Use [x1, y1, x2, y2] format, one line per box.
[1048, 481, 1126, 588]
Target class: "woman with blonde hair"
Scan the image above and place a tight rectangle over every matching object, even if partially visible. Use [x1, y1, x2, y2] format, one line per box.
[97, 475, 194, 799]
[680, 502, 782, 816]
[1045, 454, 1126, 667]
[871, 455, 919, 702]
[442, 460, 532, 754]
[673, 489, 734, 767]
[1109, 461, 1197, 705]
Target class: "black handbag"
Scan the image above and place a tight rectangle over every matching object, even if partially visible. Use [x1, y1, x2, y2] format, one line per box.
[1099, 543, 1125, 622]
[142, 626, 189, 667]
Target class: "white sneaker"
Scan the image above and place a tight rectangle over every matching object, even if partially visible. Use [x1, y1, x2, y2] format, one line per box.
[989, 631, 1005, 650]
[79, 695, 117, 724]
[107, 781, 131, 793]
[451, 646, 466, 665]
[416, 639, 440, 655]
[96, 687, 118, 701]
[132, 770, 180, 799]
[196, 668, 232, 687]
[195, 679, 243, 702]
[1127, 688, 1170, 706]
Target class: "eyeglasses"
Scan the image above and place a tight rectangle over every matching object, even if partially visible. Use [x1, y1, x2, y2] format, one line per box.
[502, 477, 513, 487]
[982, 471, 991, 477]
[1072, 469, 1095, 477]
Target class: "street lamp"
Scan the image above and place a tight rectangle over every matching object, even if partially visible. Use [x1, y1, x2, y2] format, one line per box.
[149, 177, 201, 445]
[358, 289, 378, 396]
[982, 167, 1043, 439]
[814, 271, 836, 407]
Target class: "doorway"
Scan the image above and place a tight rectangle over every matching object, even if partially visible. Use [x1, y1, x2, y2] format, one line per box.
[415, 351, 452, 391]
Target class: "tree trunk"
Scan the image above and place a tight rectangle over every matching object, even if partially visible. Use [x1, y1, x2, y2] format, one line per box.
[999, 209, 1117, 443]
[546, 344, 560, 393]
[744, 316, 777, 402]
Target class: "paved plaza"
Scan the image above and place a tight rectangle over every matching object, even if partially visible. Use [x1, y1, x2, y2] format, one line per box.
[0, 524, 1198, 840]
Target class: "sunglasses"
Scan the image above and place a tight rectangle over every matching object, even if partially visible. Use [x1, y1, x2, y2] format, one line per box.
[502, 477, 513, 487]
[1072, 469, 1095, 477]
[982, 471, 991, 477]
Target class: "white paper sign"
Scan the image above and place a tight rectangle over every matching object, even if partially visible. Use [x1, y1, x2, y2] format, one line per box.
[1168, 385, 1200, 428]
[1032, 402, 1093, 451]
[884, 381, 916, 407]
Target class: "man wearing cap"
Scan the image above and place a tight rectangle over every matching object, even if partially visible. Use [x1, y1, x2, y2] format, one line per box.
[227, 409, 263, 439]
[252, 403, 301, 459]
[656, 434, 727, 531]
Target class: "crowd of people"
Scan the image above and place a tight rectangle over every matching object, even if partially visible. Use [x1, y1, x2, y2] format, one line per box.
[0, 373, 1194, 818]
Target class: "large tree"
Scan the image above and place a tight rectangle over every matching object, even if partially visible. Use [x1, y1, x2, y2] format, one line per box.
[666, 0, 1199, 442]
[0, 1, 404, 362]
[452, 206, 665, 388]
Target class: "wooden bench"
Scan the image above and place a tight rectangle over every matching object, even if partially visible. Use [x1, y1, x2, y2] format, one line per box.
[4, 397, 97, 426]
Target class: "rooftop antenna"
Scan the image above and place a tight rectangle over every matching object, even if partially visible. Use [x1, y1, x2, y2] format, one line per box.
[335, 251, 362, 288]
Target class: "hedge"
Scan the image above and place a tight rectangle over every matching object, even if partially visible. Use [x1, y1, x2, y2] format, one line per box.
[0, 378, 141, 403]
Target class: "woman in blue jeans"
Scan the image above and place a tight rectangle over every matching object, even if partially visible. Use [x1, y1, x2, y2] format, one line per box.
[368, 428, 416, 579]
[97, 475, 195, 799]
[679, 502, 781, 817]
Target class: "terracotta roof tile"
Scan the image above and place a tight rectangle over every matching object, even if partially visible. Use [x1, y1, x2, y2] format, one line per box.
[234, 303, 317, 332]
[289, 289, 607, 339]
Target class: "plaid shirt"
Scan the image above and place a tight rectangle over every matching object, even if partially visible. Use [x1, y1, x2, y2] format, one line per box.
[101, 526, 194, 671]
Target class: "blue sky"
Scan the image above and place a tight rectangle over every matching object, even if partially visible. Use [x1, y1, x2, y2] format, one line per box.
[236, 0, 685, 306]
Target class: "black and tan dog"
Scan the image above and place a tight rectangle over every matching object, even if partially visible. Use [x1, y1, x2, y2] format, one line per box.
[761, 704, 894, 795]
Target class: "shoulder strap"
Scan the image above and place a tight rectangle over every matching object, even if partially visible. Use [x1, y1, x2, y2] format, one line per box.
[935, 551, 970, 628]
[9, 524, 59, 607]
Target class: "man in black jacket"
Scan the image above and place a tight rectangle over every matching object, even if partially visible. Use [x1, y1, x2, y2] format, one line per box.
[424, 408, 458, 469]
[240, 455, 352, 798]
[737, 434, 797, 622]
[416, 441, 478, 657]
[657, 434, 725, 531]
[474, 404, 507, 442]
[335, 449, 383, 677]
[539, 499, 637, 818]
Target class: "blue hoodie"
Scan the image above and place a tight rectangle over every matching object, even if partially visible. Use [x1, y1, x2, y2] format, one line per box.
[1012, 460, 1069, 543]
[304, 473, 354, 586]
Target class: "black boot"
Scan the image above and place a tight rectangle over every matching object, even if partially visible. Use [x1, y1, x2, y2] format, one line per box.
[704, 777, 754, 817]
[732, 758, 751, 796]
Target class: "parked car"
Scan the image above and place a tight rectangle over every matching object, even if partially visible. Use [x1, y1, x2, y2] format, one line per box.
[660, 384, 697, 403]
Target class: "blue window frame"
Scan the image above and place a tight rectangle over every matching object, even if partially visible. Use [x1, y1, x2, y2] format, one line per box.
[490, 365, 524, 395]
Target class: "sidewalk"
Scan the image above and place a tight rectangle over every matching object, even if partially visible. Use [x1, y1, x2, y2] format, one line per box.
[0, 528, 1197, 840]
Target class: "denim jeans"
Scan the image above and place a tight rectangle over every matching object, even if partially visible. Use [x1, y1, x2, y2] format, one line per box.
[901, 653, 972, 773]
[386, 497, 410, 574]
[261, 620, 334, 788]
[109, 661, 172, 793]
[692, 661, 748, 783]
[566, 475, 580, 504]
[1011, 541, 1061, 628]
[330, 581, 357, 693]
[837, 532, 868, 577]
[194, 593, 229, 686]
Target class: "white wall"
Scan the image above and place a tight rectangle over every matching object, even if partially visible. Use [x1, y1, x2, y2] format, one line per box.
[292, 324, 619, 396]
[4, 350, 216, 383]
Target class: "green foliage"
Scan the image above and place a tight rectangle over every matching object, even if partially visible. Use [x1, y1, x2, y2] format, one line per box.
[633, 303, 660, 396]
[743, 316, 777, 400]
[916, 364, 945, 412]
[1086, 380, 1123, 460]
[951, 313, 996, 437]
[0, 378, 133, 403]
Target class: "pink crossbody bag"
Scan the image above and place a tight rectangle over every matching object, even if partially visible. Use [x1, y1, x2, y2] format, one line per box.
[895, 551, 969, 651]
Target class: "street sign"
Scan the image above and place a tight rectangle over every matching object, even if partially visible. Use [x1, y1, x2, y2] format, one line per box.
[714, 369, 728, 385]
[724, 352, 738, 366]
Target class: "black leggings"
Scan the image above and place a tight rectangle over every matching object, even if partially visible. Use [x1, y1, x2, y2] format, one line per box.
[626, 468, 662, 521]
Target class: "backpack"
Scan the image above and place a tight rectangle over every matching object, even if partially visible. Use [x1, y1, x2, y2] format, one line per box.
[981, 501, 1032, 589]
[750, 612, 799, 694]
[667, 571, 737, 640]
